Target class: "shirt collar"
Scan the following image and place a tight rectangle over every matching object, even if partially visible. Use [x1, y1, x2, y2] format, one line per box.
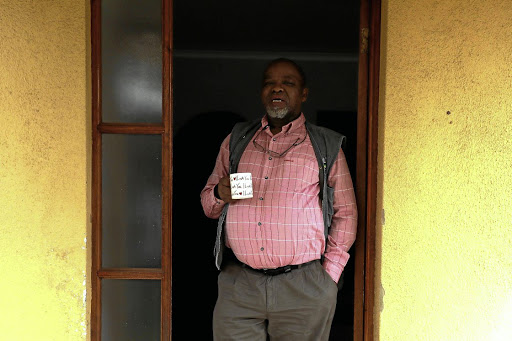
[261, 113, 306, 135]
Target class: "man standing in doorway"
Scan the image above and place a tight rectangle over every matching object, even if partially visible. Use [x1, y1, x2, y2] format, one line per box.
[200, 58, 357, 340]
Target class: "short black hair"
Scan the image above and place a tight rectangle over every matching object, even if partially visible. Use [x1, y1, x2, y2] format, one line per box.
[263, 58, 307, 88]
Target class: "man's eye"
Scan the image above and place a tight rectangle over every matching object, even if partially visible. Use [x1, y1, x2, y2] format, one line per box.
[284, 81, 295, 86]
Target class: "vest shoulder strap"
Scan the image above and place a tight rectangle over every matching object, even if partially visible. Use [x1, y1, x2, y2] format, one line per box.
[228, 119, 261, 173]
[305, 121, 346, 174]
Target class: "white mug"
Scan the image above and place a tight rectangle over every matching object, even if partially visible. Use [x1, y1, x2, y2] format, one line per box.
[229, 173, 253, 199]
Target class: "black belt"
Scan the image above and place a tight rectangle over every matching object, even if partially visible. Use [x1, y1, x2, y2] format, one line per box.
[233, 258, 315, 276]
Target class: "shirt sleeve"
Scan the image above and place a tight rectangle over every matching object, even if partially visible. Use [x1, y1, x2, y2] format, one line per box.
[322, 148, 358, 283]
[200, 134, 231, 219]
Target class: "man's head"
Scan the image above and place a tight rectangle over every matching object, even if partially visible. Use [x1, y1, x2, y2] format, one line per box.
[261, 58, 308, 121]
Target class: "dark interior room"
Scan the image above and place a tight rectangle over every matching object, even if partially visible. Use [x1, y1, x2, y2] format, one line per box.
[172, 1, 361, 339]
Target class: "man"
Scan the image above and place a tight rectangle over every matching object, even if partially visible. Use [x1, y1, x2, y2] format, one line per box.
[200, 58, 357, 340]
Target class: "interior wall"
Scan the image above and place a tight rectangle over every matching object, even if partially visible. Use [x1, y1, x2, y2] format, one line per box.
[377, 0, 512, 339]
[0, 1, 90, 339]
[172, 54, 359, 133]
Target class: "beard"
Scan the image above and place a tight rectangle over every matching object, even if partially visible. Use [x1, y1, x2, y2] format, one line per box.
[266, 106, 290, 119]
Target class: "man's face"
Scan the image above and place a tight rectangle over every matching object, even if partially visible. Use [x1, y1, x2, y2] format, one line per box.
[261, 62, 308, 120]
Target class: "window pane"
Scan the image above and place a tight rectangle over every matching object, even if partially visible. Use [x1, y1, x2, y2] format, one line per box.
[102, 134, 162, 268]
[101, 0, 162, 123]
[101, 280, 161, 340]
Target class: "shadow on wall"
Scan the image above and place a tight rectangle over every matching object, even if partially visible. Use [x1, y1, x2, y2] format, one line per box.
[172, 111, 245, 339]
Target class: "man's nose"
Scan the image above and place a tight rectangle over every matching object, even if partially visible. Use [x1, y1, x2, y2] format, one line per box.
[271, 84, 284, 93]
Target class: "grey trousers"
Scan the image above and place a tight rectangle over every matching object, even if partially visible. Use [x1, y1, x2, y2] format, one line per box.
[213, 260, 338, 341]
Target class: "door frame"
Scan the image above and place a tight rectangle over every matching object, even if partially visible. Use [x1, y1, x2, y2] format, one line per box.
[90, 0, 173, 339]
[353, 0, 381, 340]
[90, 0, 381, 339]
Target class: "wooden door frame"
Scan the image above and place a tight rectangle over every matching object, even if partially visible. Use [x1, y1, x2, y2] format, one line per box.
[90, 0, 173, 339]
[353, 0, 381, 340]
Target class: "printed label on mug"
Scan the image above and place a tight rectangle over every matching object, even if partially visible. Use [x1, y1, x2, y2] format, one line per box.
[230, 173, 253, 199]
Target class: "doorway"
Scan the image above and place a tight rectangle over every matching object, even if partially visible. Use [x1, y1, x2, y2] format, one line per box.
[172, 1, 361, 340]
[91, 0, 379, 339]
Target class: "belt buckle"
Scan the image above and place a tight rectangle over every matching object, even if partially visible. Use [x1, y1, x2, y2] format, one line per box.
[263, 265, 292, 276]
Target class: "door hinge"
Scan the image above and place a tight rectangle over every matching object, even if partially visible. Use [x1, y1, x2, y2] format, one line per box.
[361, 28, 369, 54]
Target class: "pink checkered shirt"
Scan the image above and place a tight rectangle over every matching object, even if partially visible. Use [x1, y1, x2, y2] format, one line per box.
[200, 114, 357, 283]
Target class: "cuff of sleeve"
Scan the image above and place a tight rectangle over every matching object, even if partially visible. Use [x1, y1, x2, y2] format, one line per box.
[212, 186, 224, 205]
[323, 258, 343, 284]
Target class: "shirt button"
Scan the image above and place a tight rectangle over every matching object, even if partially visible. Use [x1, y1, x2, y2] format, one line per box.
[260, 247, 264, 251]
[258, 222, 262, 226]
[259, 197, 264, 200]
[272, 138, 276, 141]
[269, 157, 272, 160]
[264, 176, 268, 179]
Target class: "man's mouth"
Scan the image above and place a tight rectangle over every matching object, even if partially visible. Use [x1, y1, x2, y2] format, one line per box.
[271, 98, 285, 103]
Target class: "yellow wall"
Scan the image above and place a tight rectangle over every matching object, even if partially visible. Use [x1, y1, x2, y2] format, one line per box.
[0, 1, 90, 340]
[377, 0, 512, 340]
[2, 0, 512, 340]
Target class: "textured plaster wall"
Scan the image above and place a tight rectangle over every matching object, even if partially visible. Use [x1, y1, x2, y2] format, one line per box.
[377, 0, 512, 340]
[0, 1, 90, 340]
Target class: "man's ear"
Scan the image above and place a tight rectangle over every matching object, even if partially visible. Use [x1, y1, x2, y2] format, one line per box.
[301, 87, 309, 102]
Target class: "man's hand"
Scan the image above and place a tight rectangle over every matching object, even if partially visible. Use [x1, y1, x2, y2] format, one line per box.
[217, 176, 235, 203]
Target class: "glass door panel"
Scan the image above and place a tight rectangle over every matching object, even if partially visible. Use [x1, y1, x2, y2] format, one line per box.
[101, 279, 161, 340]
[102, 134, 162, 268]
[101, 0, 163, 123]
